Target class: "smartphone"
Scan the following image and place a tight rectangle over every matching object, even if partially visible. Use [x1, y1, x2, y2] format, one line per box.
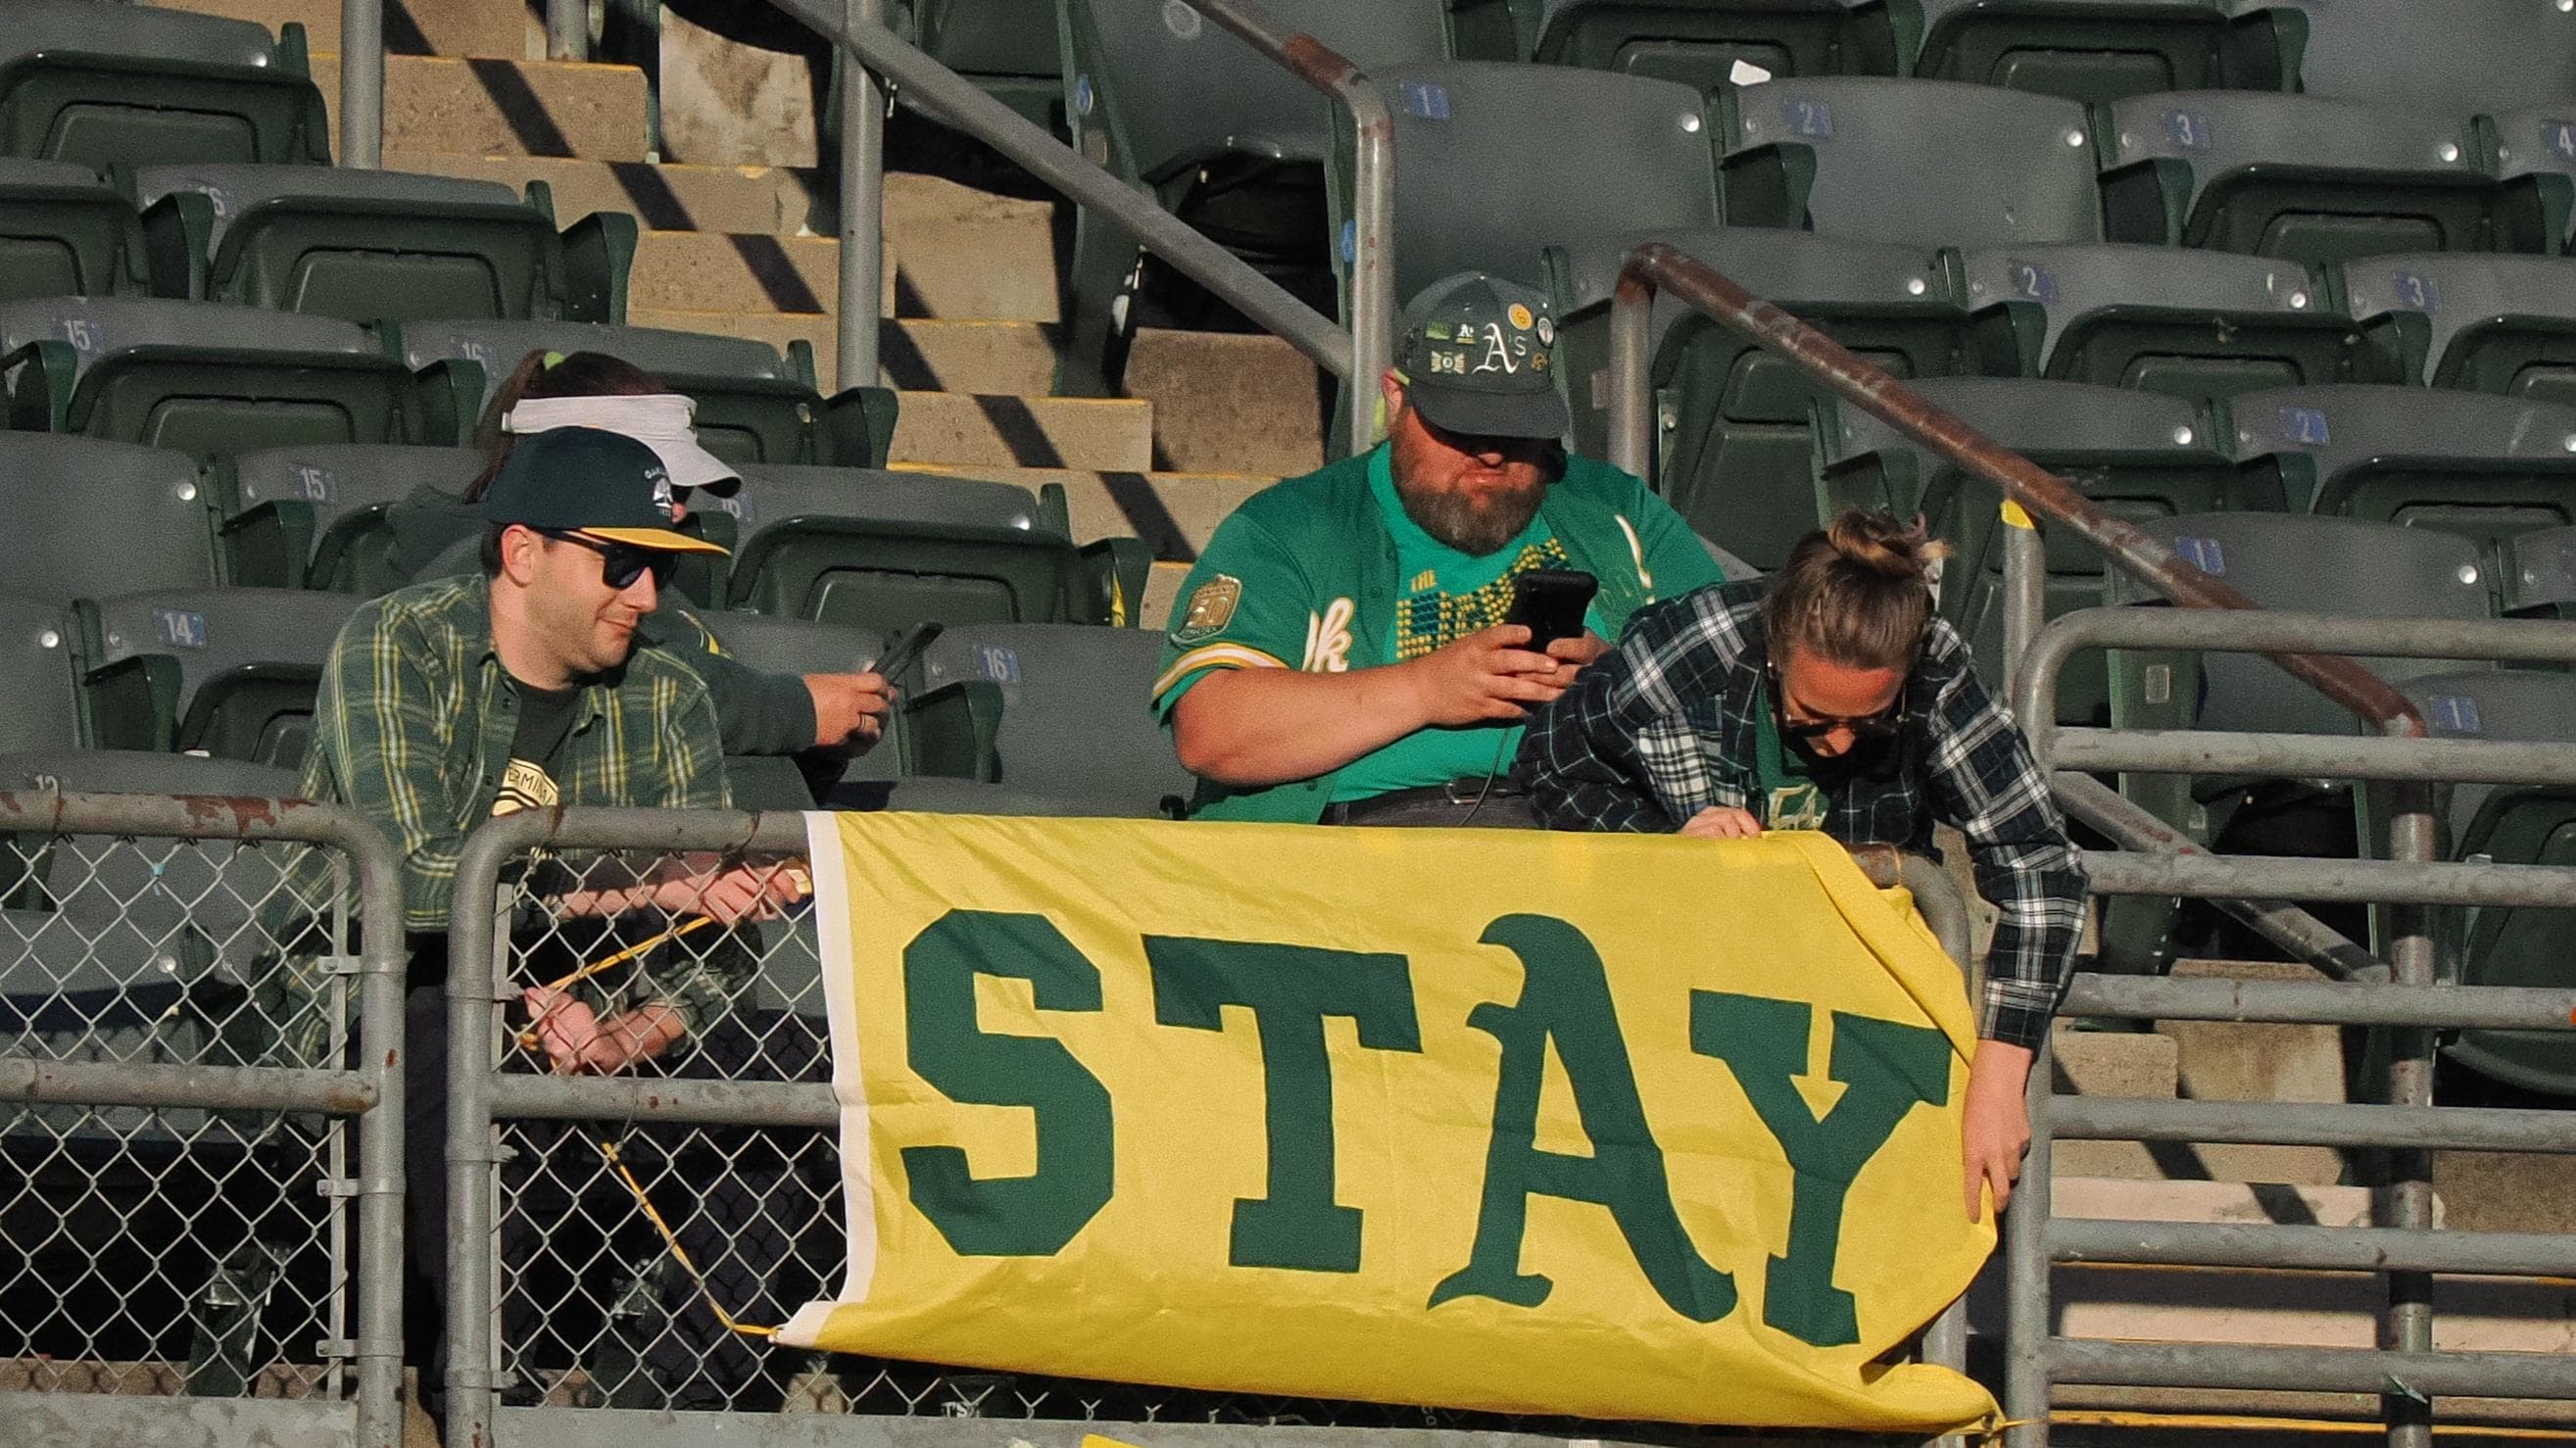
[864, 620, 944, 682]
[1503, 569, 1598, 652]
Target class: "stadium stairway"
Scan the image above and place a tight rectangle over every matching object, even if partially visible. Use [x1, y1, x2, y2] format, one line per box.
[75, 2, 2576, 1441]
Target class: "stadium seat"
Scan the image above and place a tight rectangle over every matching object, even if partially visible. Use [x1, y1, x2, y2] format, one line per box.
[693, 610, 900, 810]
[906, 0, 1068, 131]
[134, 164, 638, 325]
[1466, 0, 1901, 92]
[1901, 0, 2295, 103]
[0, 0, 330, 169]
[0, 596, 80, 754]
[0, 158, 147, 303]
[1361, 62, 1721, 298]
[1058, 0, 1449, 391]
[1961, 242, 2389, 402]
[2342, 253, 2576, 398]
[718, 463, 1129, 633]
[0, 905, 223, 1144]
[1716, 77, 2102, 245]
[1816, 377, 2262, 714]
[211, 443, 483, 593]
[0, 297, 420, 454]
[1545, 225, 1979, 562]
[72, 588, 362, 765]
[888, 621, 1193, 816]
[2500, 523, 2576, 617]
[0, 434, 218, 603]
[2224, 385, 2576, 563]
[387, 318, 897, 468]
[2098, 91, 2547, 264]
[2393, 668, 2576, 1095]
[2481, 107, 2576, 253]
[2269, 0, 2576, 115]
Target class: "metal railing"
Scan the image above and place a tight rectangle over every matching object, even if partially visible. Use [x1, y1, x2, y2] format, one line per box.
[439, 807, 1981, 1446]
[0, 790, 406, 1448]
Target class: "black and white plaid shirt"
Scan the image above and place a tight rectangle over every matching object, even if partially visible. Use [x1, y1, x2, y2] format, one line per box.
[1517, 580, 2084, 1050]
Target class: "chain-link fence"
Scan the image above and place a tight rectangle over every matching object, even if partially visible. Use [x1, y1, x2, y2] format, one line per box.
[0, 790, 407, 1448]
[444, 807, 1979, 1448]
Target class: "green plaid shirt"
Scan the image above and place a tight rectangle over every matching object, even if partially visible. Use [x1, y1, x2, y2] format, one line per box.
[285, 575, 741, 1041]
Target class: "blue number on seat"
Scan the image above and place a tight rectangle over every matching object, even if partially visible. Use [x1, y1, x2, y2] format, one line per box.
[2427, 694, 2483, 735]
[1785, 99, 1833, 138]
[2161, 110, 2213, 151]
[153, 608, 210, 650]
[2176, 536, 2226, 576]
[2276, 406, 2331, 447]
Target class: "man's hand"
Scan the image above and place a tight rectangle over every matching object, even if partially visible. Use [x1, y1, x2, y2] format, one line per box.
[647, 863, 806, 926]
[521, 989, 684, 1075]
[1679, 805, 1764, 840]
[1964, 1039, 2036, 1223]
[805, 671, 892, 752]
[1546, 630, 1612, 672]
[1402, 624, 1572, 727]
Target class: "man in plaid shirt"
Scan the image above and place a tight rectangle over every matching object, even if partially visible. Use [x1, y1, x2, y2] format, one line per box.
[1519, 512, 2084, 1221]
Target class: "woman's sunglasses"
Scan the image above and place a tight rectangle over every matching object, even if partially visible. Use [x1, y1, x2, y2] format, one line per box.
[1769, 663, 1904, 743]
[542, 530, 678, 591]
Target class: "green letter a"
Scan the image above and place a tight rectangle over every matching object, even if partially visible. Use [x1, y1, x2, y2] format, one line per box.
[1430, 915, 1736, 1324]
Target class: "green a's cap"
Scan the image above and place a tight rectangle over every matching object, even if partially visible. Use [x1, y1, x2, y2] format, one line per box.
[1393, 271, 1570, 441]
[480, 426, 727, 555]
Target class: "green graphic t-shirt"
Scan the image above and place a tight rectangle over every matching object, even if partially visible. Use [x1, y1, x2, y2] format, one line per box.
[1752, 681, 1830, 832]
[1331, 450, 1606, 802]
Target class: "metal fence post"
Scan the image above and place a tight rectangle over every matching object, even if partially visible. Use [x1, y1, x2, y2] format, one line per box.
[2381, 775, 2441, 1448]
[2004, 1028, 2053, 1447]
[1608, 270, 1653, 480]
[349, 817, 411, 1448]
[2000, 508, 2045, 706]
[339, 0, 383, 168]
[837, 0, 885, 392]
[548, 0, 588, 62]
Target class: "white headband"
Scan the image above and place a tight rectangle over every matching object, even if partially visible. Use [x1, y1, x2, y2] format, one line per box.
[502, 393, 739, 494]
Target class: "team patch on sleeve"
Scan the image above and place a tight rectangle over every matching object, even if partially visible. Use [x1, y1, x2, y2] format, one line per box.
[1172, 574, 1243, 644]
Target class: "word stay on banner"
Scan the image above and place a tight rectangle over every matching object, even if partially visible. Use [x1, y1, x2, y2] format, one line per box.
[779, 814, 1998, 1433]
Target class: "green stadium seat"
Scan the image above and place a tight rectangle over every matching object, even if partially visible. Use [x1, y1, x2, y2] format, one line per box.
[1961, 242, 2389, 402]
[1478, 0, 1901, 92]
[1717, 76, 2102, 245]
[694, 610, 899, 809]
[1363, 62, 1721, 297]
[1545, 225, 1979, 563]
[2098, 91, 2547, 264]
[212, 443, 483, 593]
[0, 158, 147, 303]
[2481, 107, 2576, 253]
[387, 317, 896, 467]
[2500, 523, 2576, 616]
[0, 0, 329, 169]
[886, 621, 1193, 816]
[0, 296, 420, 454]
[72, 587, 361, 765]
[0, 905, 224, 1143]
[904, 0, 1069, 131]
[2393, 669, 2576, 1096]
[718, 463, 1129, 633]
[2343, 253, 2576, 397]
[1058, 0, 1448, 391]
[134, 164, 638, 325]
[0, 434, 218, 602]
[2223, 385, 2576, 566]
[0, 597, 80, 754]
[1899, 0, 2294, 103]
[1816, 377, 2263, 716]
[2269, 0, 2576, 115]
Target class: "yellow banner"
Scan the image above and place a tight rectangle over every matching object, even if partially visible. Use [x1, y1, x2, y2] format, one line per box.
[781, 815, 1997, 1433]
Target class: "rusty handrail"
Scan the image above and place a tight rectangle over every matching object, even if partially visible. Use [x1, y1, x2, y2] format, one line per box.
[1606, 241, 2427, 741]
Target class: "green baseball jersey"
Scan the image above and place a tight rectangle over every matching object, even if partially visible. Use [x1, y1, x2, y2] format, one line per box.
[1152, 443, 1726, 821]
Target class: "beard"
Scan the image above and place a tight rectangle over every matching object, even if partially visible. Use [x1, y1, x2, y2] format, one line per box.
[1389, 459, 1548, 555]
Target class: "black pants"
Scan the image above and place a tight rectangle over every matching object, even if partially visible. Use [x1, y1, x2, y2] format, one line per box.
[404, 988, 831, 1423]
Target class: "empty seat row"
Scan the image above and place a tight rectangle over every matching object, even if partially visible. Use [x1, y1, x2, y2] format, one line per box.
[0, 0, 330, 170]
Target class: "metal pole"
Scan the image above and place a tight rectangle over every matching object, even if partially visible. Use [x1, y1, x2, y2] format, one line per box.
[1605, 243, 2425, 741]
[1182, 0, 1395, 453]
[2004, 1030, 2053, 1448]
[2062, 972, 2576, 1030]
[2053, 1096, 2576, 1153]
[339, 0, 383, 168]
[2001, 507, 2045, 706]
[2077, 835, 2576, 910]
[2052, 1219, 2576, 1277]
[768, 0, 1354, 378]
[1609, 271, 1654, 479]
[547, 0, 587, 61]
[2381, 774, 2440, 1448]
[837, 0, 885, 392]
[2046, 727, 2576, 787]
[2049, 1340, 2576, 1400]
[349, 818, 409, 1448]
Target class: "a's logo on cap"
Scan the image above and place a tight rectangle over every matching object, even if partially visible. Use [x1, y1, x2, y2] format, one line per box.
[648, 464, 675, 520]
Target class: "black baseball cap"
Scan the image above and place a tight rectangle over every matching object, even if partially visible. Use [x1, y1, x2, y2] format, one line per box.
[480, 426, 728, 555]
[1393, 271, 1570, 441]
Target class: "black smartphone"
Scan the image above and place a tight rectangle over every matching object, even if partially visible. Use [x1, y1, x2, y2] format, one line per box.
[866, 621, 944, 682]
[1503, 569, 1598, 652]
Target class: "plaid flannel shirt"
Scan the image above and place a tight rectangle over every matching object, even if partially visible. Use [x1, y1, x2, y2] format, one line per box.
[1517, 580, 2084, 1050]
[279, 575, 742, 1051]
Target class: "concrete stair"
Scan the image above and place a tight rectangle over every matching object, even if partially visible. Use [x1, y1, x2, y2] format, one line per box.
[153, 0, 536, 61]
[887, 394, 1154, 473]
[318, 54, 654, 161]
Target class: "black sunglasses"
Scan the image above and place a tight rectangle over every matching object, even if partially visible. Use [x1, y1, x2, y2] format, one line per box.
[1769, 663, 1904, 743]
[541, 530, 678, 591]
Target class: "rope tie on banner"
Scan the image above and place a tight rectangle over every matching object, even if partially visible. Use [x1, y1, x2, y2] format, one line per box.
[593, 1138, 779, 1339]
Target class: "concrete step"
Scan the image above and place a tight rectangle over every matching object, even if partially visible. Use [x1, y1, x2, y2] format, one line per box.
[1124, 328, 1330, 478]
[321, 54, 651, 163]
[630, 225, 1058, 327]
[2435, 1150, 2576, 1235]
[629, 312, 1061, 397]
[887, 395, 1153, 473]
[387, 151, 812, 234]
[2050, 1020, 2345, 1184]
[2152, 957, 2353, 1188]
[1144, 559, 1191, 633]
[151, 0, 537, 60]
[885, 173, 1060, 323]
[906, 465, 1276, 559]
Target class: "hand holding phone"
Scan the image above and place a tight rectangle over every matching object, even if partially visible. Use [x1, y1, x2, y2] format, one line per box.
[1503, 569, 1599, 652]
[864, 621, 944, 683]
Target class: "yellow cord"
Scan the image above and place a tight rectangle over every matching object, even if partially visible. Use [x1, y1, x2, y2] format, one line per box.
[515, 917, 716, 1050]
[594, 1138, 778, 1339]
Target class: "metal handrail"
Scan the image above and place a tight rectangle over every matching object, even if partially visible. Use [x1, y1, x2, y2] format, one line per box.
[341, 0, 382, 167]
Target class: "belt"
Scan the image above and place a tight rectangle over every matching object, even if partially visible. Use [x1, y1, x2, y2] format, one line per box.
[1327, 776, 1527, 823]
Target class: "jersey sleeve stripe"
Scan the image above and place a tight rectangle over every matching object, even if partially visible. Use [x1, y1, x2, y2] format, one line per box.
[1151, 643, 1289, 699]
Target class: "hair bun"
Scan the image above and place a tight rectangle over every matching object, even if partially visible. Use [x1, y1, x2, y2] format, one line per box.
[1825, 509, 1945, 579]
